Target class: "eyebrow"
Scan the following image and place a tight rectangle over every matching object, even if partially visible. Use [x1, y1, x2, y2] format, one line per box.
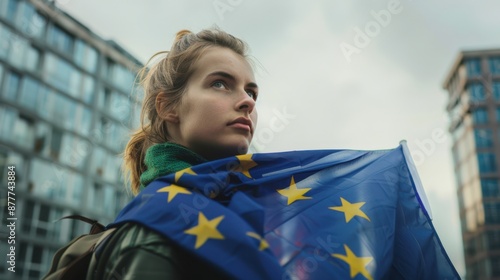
[206, 71, 258, 89]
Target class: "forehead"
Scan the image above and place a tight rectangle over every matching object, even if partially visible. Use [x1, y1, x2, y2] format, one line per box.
[191, 47, 255, 81]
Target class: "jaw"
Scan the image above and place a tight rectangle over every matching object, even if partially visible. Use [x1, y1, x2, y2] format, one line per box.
[190, 136, 252, 160]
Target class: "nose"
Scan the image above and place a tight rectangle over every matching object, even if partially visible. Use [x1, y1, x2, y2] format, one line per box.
[236, 90, 256, 114]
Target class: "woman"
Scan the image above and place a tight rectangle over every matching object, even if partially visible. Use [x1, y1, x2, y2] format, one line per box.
[52, 28, 460, 280]
[87, 28, 277, 279]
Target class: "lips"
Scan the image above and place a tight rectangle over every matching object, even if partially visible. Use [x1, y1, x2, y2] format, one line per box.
[228, 117, 253, 133]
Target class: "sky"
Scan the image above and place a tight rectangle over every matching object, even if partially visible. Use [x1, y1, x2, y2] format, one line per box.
[56, 0, 500, 276]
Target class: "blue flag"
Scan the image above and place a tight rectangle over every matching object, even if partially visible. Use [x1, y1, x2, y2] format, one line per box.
[110, 143, 460, 279]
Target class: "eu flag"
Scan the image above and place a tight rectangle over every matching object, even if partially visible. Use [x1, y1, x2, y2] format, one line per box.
[110, 142, 460, 279]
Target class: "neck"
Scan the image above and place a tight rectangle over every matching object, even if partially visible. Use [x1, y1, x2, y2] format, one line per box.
[139, 142, 207, 190]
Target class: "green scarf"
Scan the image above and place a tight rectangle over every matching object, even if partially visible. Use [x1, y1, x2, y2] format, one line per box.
[140, 142, 207, 189]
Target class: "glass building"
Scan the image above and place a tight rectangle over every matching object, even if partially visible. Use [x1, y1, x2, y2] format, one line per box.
[443, 49, 500, 280]
[0, 0, 142, 279]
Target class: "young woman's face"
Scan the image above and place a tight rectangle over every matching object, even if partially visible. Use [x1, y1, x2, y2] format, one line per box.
[168, 47, 258, 160]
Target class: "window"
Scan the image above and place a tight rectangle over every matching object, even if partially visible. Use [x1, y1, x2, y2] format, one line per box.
[495, 107, 500, 123]
[91, 146, 120, 182]
[0, 23, 10, 59]
[102, 58, 113, 80]
[43, 53, 81, 94]
[19, 76, 39, 110]
[484, 202, 500, 224]
[481, 179, 500, 197]
[91, 147, 106, 177]
[47, 24, 74, 55]
[466, 58, 481, 77]
[34, 122, 50, 156]
[21, 200, 52, 238]
[99, 88, 111, 109]
[3, 71, 21, 101]
[0, 63, 4, 90]
[0, 106, 17, 143]
[60, 134, 89, 170]
[36, 87, 53, 120]
[481, 179, 500, 198]
[17, 201, 77, 277]
[477, 153, 497, 173]
[493, 82, 500, 101]
[103, 185, 116, 214]
[70, 175, 83, 205]
[110, 63, 136, 92]
[492, 256, 500, 277]
[29, 159, 84, 205]
[13, 114, 34, 149]
[103, 152, 120, 182]
[49, 128, 63, 160]
[469, 83, 485, 102]
[105, 120, 117, 147]
[472, 108, 488, 124]
[81, 75, 95, 104]
[62, 99, 77, 129]
[18, 2, 46, 38]
[51, 93, 77, 130]
[474, 129, 492, 148]
[488, 231, 500, 251]
[8, 35, 29, 69]
[74, 39, 98, 73]
[88, 183, 103, 210]
[109, 91, 131, 122]
[74, 105, 92, 136]
[490, 57, 500, 75]
[24, 45, 40, 72]
[96, 87, 106, 108]
[3, 0, 19, 23]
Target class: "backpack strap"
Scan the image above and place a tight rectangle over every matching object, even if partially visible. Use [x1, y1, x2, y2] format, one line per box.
[58, 215, 106, 234]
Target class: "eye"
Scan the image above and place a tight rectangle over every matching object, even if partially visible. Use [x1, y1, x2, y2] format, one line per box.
[246, 89, 258, 101]
[212, 81, 226, 90]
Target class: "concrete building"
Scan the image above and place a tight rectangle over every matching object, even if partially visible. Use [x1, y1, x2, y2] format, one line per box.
[443, 49, 500, 280]
[0, 0, 142, 278]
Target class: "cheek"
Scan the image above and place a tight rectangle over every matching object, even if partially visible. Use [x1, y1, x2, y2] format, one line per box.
[251, 110, 258, 128]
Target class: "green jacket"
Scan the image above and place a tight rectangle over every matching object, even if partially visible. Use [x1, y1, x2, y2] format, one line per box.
[87, 143, 231, 279]
[87, 223, 230, 279]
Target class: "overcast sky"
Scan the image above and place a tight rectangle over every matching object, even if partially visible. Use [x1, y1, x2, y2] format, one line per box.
[57, 0, 500, 275]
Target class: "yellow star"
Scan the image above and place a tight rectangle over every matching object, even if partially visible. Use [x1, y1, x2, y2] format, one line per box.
[184, 212, 225, 249]
[246, 232, 269, 251]
[329, 197, 371, 223]
[174, 167, 196, 182]
[235, 154, 257, 178]
[277, 176, 312, 205]
[157, 184, 192, 203]
[332, 244, 373, 280]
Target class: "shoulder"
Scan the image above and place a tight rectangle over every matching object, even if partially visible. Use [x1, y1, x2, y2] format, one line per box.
[109, 222, 174, 252]
[89, 222, 231, 279]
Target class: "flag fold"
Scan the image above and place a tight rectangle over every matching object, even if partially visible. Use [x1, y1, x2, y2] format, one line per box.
[110, 143, 459, 280]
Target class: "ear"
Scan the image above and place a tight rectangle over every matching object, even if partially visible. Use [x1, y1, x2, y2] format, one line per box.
[156, 93, 179, 123]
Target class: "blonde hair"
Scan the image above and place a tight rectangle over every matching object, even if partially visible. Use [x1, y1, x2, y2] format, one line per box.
[124, 28, 249, 195]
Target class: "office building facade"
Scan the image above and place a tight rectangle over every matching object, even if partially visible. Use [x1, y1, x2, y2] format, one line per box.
[0, 0, 142, 279]
[443, 49, 500, 280]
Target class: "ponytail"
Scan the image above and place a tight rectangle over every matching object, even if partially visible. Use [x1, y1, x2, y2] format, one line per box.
[123, 125, 151, 195]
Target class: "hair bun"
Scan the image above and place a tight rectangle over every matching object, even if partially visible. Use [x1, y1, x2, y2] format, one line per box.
[175, 29, 193, 42]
